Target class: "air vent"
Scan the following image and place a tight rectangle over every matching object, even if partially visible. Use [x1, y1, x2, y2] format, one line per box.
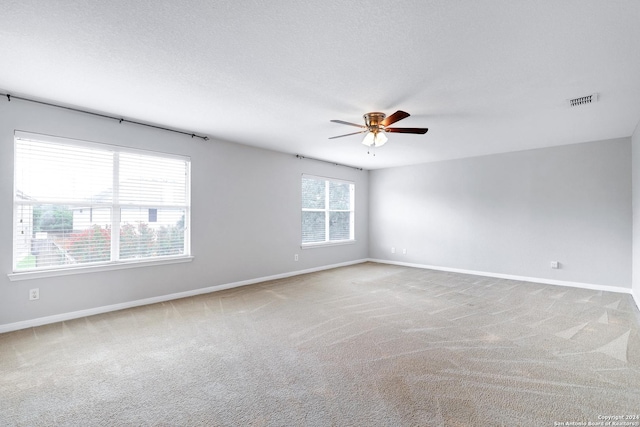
[569, 93, 598, 107]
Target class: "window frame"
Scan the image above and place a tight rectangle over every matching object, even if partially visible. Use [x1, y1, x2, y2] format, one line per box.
[9, 131, 192, 281]
[301, 174, 355, 248]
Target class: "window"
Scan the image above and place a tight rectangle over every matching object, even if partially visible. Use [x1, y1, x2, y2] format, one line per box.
[301, 175, 354, 246]
[13, 131, 190, 273]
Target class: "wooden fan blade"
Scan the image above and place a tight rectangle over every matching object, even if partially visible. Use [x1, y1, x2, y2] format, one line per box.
[385, 127, 429, 134]
[330, 119, 366, 128]
[329, 130, 367, 139]
[381, 110, 410, 127]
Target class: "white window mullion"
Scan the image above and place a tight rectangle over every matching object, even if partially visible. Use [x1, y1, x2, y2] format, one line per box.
[350, 184, 355, 240]
[111, 152, 120, 262]
[183, 162, 191, 256]
[324, 180, 330, 242]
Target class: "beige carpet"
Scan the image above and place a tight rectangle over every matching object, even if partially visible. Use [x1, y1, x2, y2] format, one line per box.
[1, 262, 639, 426]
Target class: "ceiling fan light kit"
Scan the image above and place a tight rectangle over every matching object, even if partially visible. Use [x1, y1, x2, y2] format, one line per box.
[329, 110, 428, 149]
[362, 130, 388, 147]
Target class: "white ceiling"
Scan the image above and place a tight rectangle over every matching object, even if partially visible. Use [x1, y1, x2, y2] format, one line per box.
[2, 0, 640, 170]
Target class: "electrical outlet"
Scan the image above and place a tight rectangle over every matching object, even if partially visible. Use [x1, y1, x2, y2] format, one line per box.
[29, 288, 39, 300]
[550, 261, 560, 269]
[391, 247, 396, 254]
[403, 248, 407, 255]
[294, 254, 299, 262]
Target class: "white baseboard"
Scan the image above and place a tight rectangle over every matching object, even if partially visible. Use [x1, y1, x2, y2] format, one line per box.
[0, 259, 369, 334]
[368, 258, 634, 296]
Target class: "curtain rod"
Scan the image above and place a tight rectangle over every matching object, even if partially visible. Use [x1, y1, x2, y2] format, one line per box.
[2, 92, 209, 141]
[295, 154, 364, 171]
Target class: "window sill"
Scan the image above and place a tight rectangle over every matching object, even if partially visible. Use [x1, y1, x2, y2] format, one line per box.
[7, 256, 194, 282]
[301, 240, 356, 249]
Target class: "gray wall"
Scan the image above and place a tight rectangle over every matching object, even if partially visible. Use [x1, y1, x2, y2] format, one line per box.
[0, 100, 368, 327]
[633, 122, 640, 305]
[369, 138, 632, 289]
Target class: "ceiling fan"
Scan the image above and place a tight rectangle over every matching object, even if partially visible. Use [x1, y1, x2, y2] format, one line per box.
[329, 110, 428, 147]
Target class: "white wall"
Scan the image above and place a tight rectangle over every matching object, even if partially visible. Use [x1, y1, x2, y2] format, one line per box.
[632, 121, 640, 308]
[369, 138, 632, 289]
[0, 100, 368, 328]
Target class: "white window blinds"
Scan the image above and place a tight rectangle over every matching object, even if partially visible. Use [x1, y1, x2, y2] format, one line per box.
[13, 132, 190, 272]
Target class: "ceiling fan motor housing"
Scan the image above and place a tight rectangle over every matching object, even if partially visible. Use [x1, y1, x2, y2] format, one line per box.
[364, 112, 386, 132]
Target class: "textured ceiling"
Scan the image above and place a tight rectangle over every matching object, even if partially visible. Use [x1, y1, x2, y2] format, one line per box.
[2, 0, 640, 169]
